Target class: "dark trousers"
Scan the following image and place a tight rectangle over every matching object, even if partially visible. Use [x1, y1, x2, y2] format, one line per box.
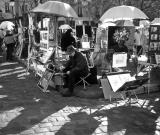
[6, 43, 15, 60]
[63, 70, 88, 92]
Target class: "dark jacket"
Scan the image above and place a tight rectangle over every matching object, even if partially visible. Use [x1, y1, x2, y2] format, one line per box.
[61, 32, 76, 51]
[63, 51, 89, 74]
[33, 29, 40, 43]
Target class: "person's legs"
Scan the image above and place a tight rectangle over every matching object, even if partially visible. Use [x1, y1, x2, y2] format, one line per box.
[6, 44, 14, 61]
[6, 44, 10, 60]
[62, 70, 82, 96]
[68, 70, 88, 92]
[62, 69, 89, 97]
[68, 71, 77, 93]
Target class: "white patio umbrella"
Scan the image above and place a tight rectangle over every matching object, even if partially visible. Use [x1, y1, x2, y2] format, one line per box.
[31, 1, 78, 18]
[31, 1, 78, 45]
[99, 22, 116, 29]
[151, 18, 160, 25]
[139, 20, 150, 27]
[100, 5, 148, 23]
[59, 24, 72, 30]
[0, 21, 15, 30]
[115, 20, 134, 26]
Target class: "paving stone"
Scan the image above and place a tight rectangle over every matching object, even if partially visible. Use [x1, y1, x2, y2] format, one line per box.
[109, 130, 126, 135]
[101, 121, 109, 126]
[44, 132, 56, 135]
[112, 114, 122, 119]
[39, 123, 53, 128]
[56, 116, 66, 121]
[41, 119, 49, 123]
[49, 125, 62, 132]
[94, 128, 103, 134]
[20, 129, 35, 135]
[52, 121, 66, 126]
[1, 61, 160, 135]
[112, 110, 121, 114]
[134, 120, 144, 126]
[48, 117, 57, 123]
[34, 127, 49, 133]
[99, 126, 108, 133]
[155, 130, 160, 135]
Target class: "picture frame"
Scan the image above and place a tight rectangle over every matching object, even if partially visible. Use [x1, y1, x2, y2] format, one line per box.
[149, 25, 160, 52]
[112, 52, 127, 68]
[40, 30, 49, 50]
[37, 68, 54, 92]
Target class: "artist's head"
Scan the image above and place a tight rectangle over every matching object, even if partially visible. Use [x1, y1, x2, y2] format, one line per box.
[66, 29, 73, 36]
[66, 45, 76, 56]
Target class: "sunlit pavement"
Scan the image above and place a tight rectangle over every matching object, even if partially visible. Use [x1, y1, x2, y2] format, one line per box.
[0, 61, 160, 135]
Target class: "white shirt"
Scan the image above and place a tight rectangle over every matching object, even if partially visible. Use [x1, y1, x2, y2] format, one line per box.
[134, 32, 141, 46]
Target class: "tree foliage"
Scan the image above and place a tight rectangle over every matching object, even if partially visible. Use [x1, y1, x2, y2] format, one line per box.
[26, 0, 160, 21]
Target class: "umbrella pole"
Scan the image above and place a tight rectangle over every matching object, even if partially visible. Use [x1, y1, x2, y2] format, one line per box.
[55, 16, 60, 66]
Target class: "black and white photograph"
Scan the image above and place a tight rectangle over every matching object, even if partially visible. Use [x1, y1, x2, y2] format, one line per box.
[151, 26, 158, 33]
[0, 1, 160, 135]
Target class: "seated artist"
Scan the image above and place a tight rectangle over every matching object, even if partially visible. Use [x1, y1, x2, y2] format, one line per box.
[62, 45, 89, 97]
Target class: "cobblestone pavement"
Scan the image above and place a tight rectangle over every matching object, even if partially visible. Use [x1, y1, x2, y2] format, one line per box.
[0, 61, 160, 135]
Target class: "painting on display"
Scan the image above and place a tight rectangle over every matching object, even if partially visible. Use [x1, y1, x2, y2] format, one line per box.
[149, 25, 160, 52]
[48, 17, 58, 47]
[37, 68, 54, 92]
[108, 26, 135, 51]
[40, 30, 49, 50]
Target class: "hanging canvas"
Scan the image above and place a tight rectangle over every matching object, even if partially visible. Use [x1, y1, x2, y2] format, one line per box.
[112, 52, 127, 68]
[40, 30, 49, 50]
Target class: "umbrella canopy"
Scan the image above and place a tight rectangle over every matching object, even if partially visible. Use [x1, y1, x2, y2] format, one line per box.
[139, 20, 150, 27]
[59, 24, 72, 29]
[115, 20, 134, 26]
[99, 22, 116, 29]
[151, 18, 160, 25]
[100, 5, 148, 22]
[0, 21, 15, 30]
[31, 1, 78, 18]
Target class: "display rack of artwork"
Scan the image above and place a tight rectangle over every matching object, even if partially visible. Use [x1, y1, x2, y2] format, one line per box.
[149, 25, 160, 52]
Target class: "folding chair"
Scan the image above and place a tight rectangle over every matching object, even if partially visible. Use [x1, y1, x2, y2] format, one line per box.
[75, 51, 94, 89]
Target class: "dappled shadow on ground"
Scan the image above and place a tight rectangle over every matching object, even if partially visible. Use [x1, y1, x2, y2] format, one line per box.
[55, 112, 100, 135]
[0, 62, 103, 134]
[90, 93, 160, 135]
[0, 61, 160, 135]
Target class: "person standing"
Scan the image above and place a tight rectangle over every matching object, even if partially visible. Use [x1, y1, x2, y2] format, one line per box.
[0, 29, 4, 53]
[61, 29, 76, 51]
[3, 30, 16, 61]
[33, 23, 40, 45]
[134, 29, 142, 56]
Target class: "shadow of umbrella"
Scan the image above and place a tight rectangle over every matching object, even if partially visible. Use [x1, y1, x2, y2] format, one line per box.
[91, 105, 157, 135]
[55, 112, 101, 135]
[0, 62, 104, 135]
